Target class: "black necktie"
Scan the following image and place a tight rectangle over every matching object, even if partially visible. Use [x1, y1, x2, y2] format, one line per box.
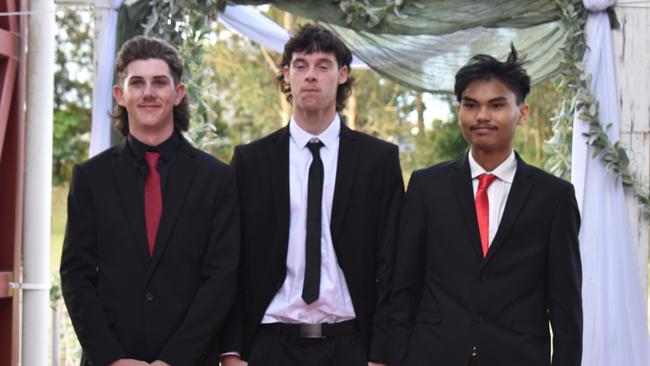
[302, 139, 324, 304]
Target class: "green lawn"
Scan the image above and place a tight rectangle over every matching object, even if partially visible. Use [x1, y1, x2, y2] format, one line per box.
[51, 185, 68, 272]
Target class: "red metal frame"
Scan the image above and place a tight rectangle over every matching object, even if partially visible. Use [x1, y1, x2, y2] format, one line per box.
[0, 0, 25, 363]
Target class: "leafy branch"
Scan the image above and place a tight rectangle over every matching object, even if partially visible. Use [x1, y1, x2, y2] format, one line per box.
[144, 0, 224, 147]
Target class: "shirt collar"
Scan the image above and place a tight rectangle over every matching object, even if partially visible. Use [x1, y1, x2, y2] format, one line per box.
[289, 114, 341, 150]
[127, 131, 179, 162]
[468, 149, 517, 184]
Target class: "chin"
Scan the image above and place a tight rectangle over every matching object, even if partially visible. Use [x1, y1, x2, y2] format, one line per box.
[471, 142, 497, 152]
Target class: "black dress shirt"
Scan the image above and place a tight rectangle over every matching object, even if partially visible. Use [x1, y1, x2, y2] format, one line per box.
[127, 132, 180, 204]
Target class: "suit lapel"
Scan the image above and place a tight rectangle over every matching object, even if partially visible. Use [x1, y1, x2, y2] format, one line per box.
[484, 154, 534, 264]
[112, 140, 150, 268]
[271, 126, 291, 267]
[330, 123, 359, 242]
[147, 137, 196, 278]
[451, 157, 484, 260]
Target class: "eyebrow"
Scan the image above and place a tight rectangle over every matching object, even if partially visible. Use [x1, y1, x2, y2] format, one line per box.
[292, 57, 335, 65]
[128, 74, 170, 79]
[461, 96, 507, 103]
[127, 75, 172, 83]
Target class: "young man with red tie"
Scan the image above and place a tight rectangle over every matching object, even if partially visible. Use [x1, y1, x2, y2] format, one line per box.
[221, 24, 403, 366]
[60, 36, 239, 366]
[390, 47, 582, 366]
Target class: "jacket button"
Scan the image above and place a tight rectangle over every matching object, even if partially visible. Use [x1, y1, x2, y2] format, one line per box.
[474, 314, 483, 323]
[145, 292, 154, 301]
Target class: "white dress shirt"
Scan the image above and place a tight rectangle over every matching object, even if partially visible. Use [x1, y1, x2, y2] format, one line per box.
[468, 150, 517, 246]
[262, 115, 356, 324]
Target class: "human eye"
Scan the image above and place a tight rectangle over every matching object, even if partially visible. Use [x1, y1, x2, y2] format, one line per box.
[129, 78, 144, 87]
[462, 101, 476, 109]
[491, 102, 504, 110]
[153, 78, 169, 87]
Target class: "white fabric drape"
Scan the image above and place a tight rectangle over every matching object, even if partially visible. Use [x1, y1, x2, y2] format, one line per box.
[88, 0, 123, 157]
[571, 4, 650, 366]
[218, 5, 369, 69]
[218, 5, 288, 54]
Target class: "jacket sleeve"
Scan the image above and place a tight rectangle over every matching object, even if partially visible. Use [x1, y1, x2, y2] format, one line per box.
[368, 145, 405, 362]
[60, 164, 127, 366]
[548, 185, 582, 366]
[218, 146, 247, 357]
[388, 170, 427, 366]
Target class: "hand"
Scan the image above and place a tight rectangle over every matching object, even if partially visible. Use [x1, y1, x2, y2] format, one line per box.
[150, 361, 171, 366]
[108, 360, 149, 366]
[220, 355, 248, 366]
[368, 363, 387, 366]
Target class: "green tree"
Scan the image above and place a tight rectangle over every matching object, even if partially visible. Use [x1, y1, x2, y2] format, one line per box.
[400, 98, 467, 176]
[513, 79, 560, 167]
[53, 6, 93, 184]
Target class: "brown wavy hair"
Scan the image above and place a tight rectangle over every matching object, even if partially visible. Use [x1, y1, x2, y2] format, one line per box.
[112, 36, 190, 136]
[277, 24, 355, 112]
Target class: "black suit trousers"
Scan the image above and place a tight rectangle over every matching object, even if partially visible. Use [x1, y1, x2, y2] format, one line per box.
[247, 329, 367, 366]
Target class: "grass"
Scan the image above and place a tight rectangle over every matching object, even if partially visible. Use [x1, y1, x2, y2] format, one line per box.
[51, 185, 68, 272]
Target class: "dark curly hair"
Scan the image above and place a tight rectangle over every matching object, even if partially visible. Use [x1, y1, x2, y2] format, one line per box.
[112, 36, 190, 136]
[277, 24, 355, 112]
[454, 44, 531, 104]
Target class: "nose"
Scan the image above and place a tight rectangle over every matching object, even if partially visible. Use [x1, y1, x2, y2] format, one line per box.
[304, 66, 317, 81]
[476, 105, 489, 122]
[142, 82, 156, 98]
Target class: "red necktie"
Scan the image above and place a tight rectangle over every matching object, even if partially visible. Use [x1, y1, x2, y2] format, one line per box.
[144, 152, 162, 256]
[476, 174, 497, 257]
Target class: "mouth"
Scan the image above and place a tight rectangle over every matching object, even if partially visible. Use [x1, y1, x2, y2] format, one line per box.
[138, 105, 160, 110]
[470, 125, 495, 134]
[301, 89, 320, 94]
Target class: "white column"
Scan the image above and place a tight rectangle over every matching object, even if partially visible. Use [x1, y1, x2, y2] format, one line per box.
[22, 0, 55, 364]
[612, 3, 650, 307]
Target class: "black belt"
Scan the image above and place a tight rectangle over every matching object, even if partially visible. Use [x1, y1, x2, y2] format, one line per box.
[260, 320, 359, 338]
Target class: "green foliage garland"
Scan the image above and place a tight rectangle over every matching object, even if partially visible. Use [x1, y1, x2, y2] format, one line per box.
[546, 0, 649, 214]
[331, 0, 422, 27]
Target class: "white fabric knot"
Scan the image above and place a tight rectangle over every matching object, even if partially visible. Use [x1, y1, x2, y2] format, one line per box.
[583, 0, 616, 11]
[111, 0, 123, 12]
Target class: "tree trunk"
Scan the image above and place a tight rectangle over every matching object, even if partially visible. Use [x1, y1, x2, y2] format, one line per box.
[345, 88, 357, 130]
[416, 92, 425, 136]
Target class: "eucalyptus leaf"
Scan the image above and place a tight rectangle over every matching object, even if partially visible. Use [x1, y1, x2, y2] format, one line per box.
[578, 113, 590, 121]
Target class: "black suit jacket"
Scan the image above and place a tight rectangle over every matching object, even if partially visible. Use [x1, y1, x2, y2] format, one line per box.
[390, 154, 582, 366]
[60, 137, 239, 366]
[222, 123, 404, 362]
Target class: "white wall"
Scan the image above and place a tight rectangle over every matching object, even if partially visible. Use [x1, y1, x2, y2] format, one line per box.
[612, 4, 650, 308]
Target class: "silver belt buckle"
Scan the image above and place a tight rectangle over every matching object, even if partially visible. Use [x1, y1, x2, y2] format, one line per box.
[300, 323, 323, 338]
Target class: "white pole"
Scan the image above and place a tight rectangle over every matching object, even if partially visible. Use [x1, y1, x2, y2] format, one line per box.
[22, 0, 55, 364]
[52, 299, 61, 366]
